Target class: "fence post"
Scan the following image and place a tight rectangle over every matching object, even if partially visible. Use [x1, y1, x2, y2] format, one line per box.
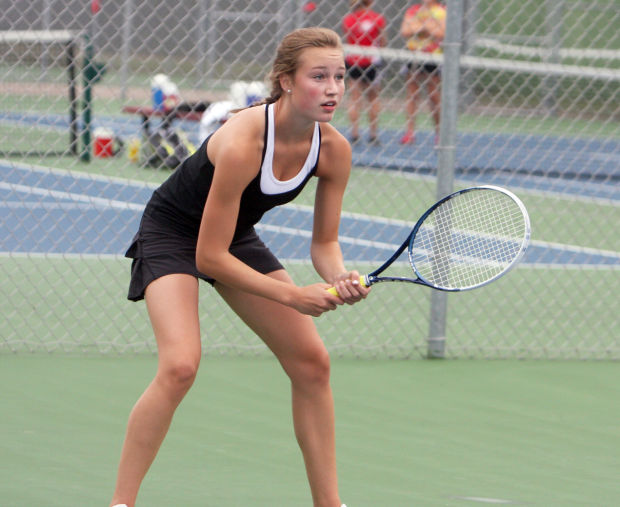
[460, 0, 479, 110]
[119, 0, 134, 101]
[427, 0, 464, 359]
[543, 0, 564, 115]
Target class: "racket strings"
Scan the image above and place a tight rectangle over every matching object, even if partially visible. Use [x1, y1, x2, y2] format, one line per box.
[411, 189, 528, 289]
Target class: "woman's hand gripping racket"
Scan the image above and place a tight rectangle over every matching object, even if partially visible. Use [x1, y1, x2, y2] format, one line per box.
[328, 185, 530, 295]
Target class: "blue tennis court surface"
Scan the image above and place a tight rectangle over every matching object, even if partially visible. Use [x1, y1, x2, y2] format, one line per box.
[1, 161, 619, 268]
[2, 110, 618, 202]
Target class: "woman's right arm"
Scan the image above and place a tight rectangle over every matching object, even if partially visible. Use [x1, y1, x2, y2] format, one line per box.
[195, 113, 342, 316]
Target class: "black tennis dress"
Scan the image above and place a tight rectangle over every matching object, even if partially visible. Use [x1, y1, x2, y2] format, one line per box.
[125, 103, 322, 301]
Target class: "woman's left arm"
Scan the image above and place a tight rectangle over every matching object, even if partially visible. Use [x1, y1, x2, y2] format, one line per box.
[311, 127, 370, 302]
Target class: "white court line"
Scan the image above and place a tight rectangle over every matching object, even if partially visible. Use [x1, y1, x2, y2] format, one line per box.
[255, 223, 401, 252]
[0, 181, 146, 211]
[0, 159, 160, 188]
[263, 205, 620, 263]
[3, 154, 619, 206]
[451, 496, 519, 504]
[2, 171, 619, 265]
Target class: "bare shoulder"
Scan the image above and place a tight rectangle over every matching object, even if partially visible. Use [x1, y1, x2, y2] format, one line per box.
[316, 122, 352, 179]
[207, 105, 266, 166]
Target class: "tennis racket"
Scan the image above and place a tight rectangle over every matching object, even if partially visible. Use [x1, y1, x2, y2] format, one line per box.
[328, 185, 530, 295]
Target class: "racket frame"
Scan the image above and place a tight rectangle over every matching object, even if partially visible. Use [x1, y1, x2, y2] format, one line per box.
[364, 185, 531, 292]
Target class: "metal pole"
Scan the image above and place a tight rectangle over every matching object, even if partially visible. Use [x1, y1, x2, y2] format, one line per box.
[41, 0, 52, 76]
[295, 0, 304, 28]
[205, 0, 216, 82]
[460, 0, 479, 110]
[197, 0, 209, 88]
[427, 0, 464, 359]
[66, 38, 78, 156]
[81, 31, 93, 162]
[81, 1, 98, 163]
[120, 0, 134, 101]
[543, 0, 563, 115]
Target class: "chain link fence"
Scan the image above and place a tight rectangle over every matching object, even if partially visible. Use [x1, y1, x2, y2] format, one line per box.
[1, 0, 618, 358]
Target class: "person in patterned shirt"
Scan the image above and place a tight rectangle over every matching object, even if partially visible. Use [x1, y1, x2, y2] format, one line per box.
[399, 0, 446, 144]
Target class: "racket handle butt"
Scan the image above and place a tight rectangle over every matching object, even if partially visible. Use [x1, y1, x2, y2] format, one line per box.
[327, 276, 368, 297]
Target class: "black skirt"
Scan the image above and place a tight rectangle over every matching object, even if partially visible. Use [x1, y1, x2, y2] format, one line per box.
[125, 214, 283, 301]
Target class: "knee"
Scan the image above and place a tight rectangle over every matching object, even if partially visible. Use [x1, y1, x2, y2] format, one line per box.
[288, 347, 331, 391]
[157, 359, 199, 398]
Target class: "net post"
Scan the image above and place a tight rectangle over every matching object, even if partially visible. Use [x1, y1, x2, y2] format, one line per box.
[66, 37, 78, 156]
[80, 31, 93, 162]
[119, 0, 134, 100]
[427, 0, 464, 359]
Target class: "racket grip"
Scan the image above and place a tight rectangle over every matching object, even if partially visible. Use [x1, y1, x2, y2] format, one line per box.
[326, 276, 368, 297]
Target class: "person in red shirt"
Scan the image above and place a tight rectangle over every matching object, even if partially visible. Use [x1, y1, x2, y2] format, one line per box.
[342, 0, 386, 144]
[400, 0, 446, 144]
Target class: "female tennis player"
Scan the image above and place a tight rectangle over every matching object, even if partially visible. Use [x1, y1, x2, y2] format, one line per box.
[110, 27, 367, 507]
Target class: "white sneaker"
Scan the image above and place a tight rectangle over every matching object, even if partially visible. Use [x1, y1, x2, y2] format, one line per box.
[112, 504, 128, 507]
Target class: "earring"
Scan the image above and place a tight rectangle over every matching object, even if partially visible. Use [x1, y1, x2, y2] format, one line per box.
[287, 89, 291, 93]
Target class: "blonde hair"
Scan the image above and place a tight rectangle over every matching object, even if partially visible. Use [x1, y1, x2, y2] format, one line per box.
[350, 0, 372, 8]
[259, 27, 343, 105]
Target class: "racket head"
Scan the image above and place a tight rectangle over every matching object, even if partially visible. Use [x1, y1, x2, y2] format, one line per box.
[408, 185, 531, 291]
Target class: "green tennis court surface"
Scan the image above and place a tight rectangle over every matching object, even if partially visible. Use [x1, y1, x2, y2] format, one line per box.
[2, 355, 618, 506]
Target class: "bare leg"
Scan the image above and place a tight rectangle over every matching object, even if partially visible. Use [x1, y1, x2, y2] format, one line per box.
[366, 83, 380, 140]
[406, 76, 421, 134]
[426, 72, 442, 135]
[215, 270, 342, 507]
[347, 78, 362, 140]
[110, 274, 202, 507]
[402, 73, 422, 143]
